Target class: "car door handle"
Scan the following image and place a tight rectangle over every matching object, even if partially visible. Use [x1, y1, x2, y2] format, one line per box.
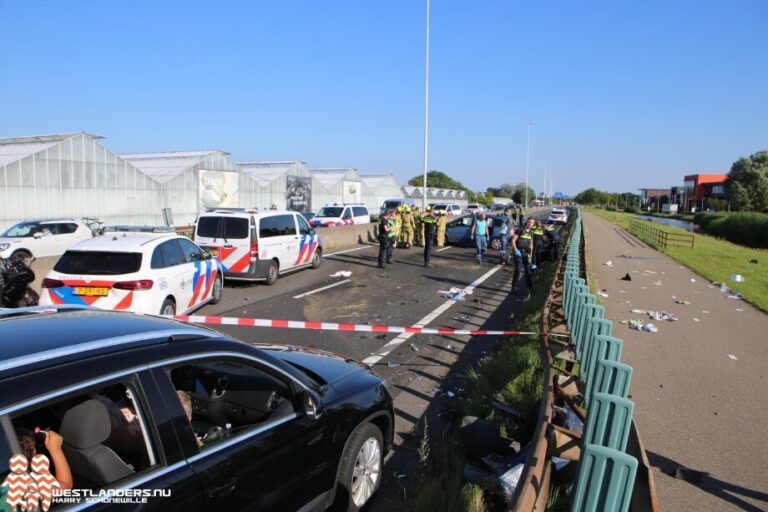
[223, 244, 233, 248]
[208, 477, 238, 498]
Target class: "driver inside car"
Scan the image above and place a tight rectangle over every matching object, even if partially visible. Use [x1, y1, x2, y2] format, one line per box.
[176, 390, 203, 447]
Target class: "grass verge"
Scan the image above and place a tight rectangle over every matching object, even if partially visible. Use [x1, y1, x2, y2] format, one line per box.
[588, 208, 768, 312]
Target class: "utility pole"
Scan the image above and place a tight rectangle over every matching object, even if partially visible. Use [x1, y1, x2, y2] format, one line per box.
[543, 158, 548, 207]
[524, 123, 532, 209]
[421, 0, 431, 210]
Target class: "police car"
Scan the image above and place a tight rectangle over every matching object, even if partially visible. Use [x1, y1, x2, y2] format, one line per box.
[39, 234, 223, 315]
[309, 205, 370, 228]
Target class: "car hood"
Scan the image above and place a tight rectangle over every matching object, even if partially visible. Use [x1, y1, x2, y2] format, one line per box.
[0, 238, 24, 246]
[262, 345, 379, 399]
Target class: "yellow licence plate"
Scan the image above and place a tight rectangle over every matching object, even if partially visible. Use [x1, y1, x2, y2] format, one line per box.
[73, 287, 110, 297]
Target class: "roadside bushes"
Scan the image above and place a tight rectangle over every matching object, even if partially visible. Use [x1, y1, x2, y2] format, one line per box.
[623, 206, 639, 214]
[694, 212, 768, 249]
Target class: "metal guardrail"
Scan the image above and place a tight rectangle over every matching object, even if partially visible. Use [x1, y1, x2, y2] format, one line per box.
[629, 219, 694, 248]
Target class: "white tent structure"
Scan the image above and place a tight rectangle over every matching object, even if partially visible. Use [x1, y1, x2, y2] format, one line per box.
[0, 132, 163, 228]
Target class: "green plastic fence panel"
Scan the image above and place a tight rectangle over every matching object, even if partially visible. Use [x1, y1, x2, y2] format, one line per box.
[574, 304, 604, 357]
[572, 294, 596, 341]
[570, 444, 638, 512]
[583, 336, 623, 401]
[563, 273, 581, 313]
[578, 318, 613, 366]
[587, 360, 633, 411]
[583, 392, 635, 452]
[567, 287, 589, 328]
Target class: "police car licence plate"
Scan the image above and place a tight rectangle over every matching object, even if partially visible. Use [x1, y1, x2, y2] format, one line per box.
[73, 287, 109, 296]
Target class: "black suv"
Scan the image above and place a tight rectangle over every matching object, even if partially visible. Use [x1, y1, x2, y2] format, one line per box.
[0, 306, 393, 511]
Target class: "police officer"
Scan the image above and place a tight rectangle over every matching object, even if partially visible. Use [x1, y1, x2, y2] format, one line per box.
[422, 209, 438, 267]
[511, 217, 535, 296]
[532, 219, 545, 269]
[544, 223, 560, 261]
[435, 210, 447, 247]
[378, 209, 397, 268]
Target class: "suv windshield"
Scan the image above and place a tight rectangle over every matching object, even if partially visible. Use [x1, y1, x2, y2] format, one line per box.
[1, 221, 42, 238]
[316, 207, 343, 218]
[383, 200, 402, 209]
[54, 251, 143, 275]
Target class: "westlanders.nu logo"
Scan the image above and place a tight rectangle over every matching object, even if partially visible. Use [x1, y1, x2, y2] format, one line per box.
[1, 454, 170, 511]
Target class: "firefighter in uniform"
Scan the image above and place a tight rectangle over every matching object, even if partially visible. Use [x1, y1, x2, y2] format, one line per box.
[393, 206, 403, 243]
[400, 206, 415, 247]
[378, 209, 397, 268]
[412, 206, 422, 246]
[511, 217, 535, 296]
[435, 210, 447, 247]
[419, 206, 430, 246]
[422, 209, 438, 267]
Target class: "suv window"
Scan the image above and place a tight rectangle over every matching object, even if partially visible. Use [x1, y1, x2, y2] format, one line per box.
[352, 206, 367, 217]
[157, 240, 186, 268]
[341, 208, 352, 220]
[259, 216, 280, 238]
[50, 223, 78, 235]
[166, 359, 296, 452]
[178, 239, 203, 263]
[55, 251, 143, 275]
[297, 215, 312, 236]
[277, 215, 296, 236]
[8, 380, 156, 490]
[0, 431, 11, 486]
[196, 217, 220, 238]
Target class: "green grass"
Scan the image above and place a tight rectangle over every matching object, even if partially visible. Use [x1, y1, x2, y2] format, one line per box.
[588, 208, 768, 312]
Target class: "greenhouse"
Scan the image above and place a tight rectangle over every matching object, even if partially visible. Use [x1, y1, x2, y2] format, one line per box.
[237, 160, 316, 212]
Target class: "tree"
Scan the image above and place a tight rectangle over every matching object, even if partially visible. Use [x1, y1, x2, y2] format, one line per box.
[486, 183, 516, 198]
[726, 150, 768, 211]
[407, 170, 468, 191]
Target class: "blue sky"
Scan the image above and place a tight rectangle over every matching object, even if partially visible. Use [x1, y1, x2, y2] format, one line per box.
[1, 1, 766, 196]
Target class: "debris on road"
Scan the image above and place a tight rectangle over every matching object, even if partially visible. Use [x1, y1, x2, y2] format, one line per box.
[654, 281, 663, 286]
[439, 287, 473, 301]
[621, 273, 632, 281]
[409, 343, 420, 352]
[622, 319, 658, 333]
[693, 318, 700, 322]
[731, 274, 744, 283]
[598, 290, 609, 298]
[728, 354, 738, 360]
[647, 311, 678, 322]
[673, 466, 706, 483]
[456, 315, 471, 322]
[728, 293, 743, 300]
[604, 260, 614, 267]
[675, 300, 691, 305]
[387, 361, 401, 368]
[329, 270, 352, 278]
[690, 278, 696, 283]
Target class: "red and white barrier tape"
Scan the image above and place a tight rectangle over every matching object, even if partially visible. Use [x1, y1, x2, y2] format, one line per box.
[171, 314, 569, 338]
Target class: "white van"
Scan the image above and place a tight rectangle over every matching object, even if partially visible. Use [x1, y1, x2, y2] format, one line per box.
[194, 210, 322, 285]
[380, 198, 415, 215]
[431, 203, 462, 216]
[309, 204, 370, 228]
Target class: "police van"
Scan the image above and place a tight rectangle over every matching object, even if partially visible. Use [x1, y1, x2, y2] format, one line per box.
[194, 209, 322, 285]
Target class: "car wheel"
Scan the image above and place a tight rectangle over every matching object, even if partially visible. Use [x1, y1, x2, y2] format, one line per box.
[489, 237, 502, 251]
[336, 423, 383, 511]
[11, 250, 32, 266]
[210, 276, 223, 304]
[265, 260, 279, 285]
[311, 249, 322, 269]
[160, 298, 176, 316]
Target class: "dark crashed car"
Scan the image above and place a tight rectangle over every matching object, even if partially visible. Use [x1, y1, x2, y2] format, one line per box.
[444, 214, 511, 250]
[0, 306, 393, 511]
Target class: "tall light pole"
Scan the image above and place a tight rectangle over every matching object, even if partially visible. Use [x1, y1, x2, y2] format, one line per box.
[543, 157, 548, 207]
[421, 0, 431, 210]
[524, 123, 532, 209]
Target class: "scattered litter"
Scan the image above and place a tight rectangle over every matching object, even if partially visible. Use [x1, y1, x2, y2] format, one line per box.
[690, 278, 696, 283]
[707, 285, 715, 289]
[645, 270, 657, 274]
[456, 315, 471, 322]
[702, 310, 710, 314]
[619, 289, 627, 293]
[376, 333, 387, 339]
[329, 270, 352, 278]
[675, 300, 690, 305]
[439, 287, 473, 301]
[735, 308, 744, 312]
[731, 274, 745, 283]
[654, 281, 663, 286]
[693, 318, 700, 322]
[728, 293, 743, 300]
[621, 319, 658, 333]
[631, 309, 647, 314]
[641, 286, 647, 289]
[728, 354, 738, 360]
[598, 290, 609, 298]
[604, 260, 614, 267]
[621, 273, 632, 281]
[409, 343, 420, 352]
[499, 463, 524, 499]
[433, 387, 441, 394]
[446, 344, 453, 350]
[647, 311, 677, 322]
[387, 361, 401, 368]
[566, 407, 584, 434]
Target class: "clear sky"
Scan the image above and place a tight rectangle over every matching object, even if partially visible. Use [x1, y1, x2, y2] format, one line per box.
[1, 0, 766, 196]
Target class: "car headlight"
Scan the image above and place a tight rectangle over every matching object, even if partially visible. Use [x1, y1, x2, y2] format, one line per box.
[0, 243, 10, 251]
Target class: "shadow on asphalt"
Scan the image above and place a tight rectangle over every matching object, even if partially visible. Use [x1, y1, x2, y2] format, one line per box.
[647, 451, 768, 512]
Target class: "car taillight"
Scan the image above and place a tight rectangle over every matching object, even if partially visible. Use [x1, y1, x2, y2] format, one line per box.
[250, 242, 259, 258]
[114, 280, 153, 291]
[41, 278, 65, 288]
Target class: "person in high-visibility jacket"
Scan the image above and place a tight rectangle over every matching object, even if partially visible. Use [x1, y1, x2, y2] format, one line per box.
[412, 206, 422, 246]
[400, 207, 415, 247]
[435, 210, 447, 247]
[511, 217, 535, 296]
[419, 206, 431, 246]
[422, 210, 438, 267]
[532, 219, 545, 268]
[393, 206, 402, 241]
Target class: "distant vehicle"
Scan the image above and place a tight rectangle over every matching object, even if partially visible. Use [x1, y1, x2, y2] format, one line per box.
[0, 307, 394, 511]
[300, 212, 315, 222]
[380, 198, 415, 214]
[431, 203, 462, 216]
[40, 234, 223, 315]
[194, 210, 322, 285]
[0, 219, 93, 263]
[444, 214, 510, 249]
[310, 205, 370, 228]
[464, 204, 484, 214]
[492, 203, 508, 211]
[548, 208, 568, 224]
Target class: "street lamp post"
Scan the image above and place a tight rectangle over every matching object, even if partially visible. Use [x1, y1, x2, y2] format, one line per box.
[421, 0, 431, 210]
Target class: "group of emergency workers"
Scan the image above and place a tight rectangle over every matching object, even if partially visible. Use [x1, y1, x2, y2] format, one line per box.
[378, 204, 561, 299]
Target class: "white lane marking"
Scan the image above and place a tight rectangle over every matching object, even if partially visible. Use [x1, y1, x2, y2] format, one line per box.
[362, 265, 502, 366]
[435, 246, 452, 253]
[324, 246, 375, 257]
[292, 279, 351, 299]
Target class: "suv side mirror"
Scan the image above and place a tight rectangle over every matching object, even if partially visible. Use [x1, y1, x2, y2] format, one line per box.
[309, 229, 316, 236]
[203, 251, 213, 260]
[301, 390, 323, 420]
